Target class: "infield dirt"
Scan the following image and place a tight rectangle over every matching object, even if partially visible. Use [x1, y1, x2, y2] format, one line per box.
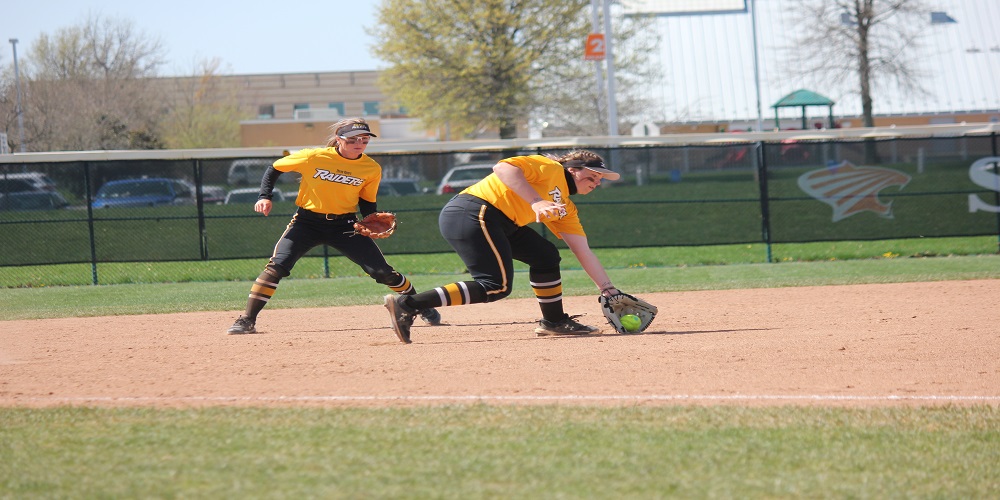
[2, 280, 998, 408]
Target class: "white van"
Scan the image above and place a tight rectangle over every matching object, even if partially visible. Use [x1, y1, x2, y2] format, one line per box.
[0, 171, 58, 193]
[227, 159, 301, 186]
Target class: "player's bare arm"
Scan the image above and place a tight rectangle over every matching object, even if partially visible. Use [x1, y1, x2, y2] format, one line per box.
[562, 233, 619, 296]
[492, 162, 564, 222]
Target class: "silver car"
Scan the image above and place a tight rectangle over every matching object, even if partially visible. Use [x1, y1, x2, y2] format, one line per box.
[435, 164, 495, 195]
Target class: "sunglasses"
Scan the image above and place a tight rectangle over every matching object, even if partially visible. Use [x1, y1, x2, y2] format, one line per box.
[340, 135, 371, 145]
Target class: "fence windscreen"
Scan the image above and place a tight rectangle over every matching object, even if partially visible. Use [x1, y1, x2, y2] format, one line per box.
[2, 134, 998, 283]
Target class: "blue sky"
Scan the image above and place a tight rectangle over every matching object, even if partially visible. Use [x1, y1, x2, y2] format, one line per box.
[1, 0, 385, 75]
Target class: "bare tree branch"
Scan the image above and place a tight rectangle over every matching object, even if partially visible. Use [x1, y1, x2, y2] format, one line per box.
[785, 0, 931, 128]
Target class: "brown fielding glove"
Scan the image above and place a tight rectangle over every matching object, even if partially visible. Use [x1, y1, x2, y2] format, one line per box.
[354, 212, 397, 239]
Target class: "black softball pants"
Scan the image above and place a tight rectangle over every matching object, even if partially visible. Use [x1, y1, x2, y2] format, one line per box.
[439, 194, 562, 303]
[268, 208, 405, 286]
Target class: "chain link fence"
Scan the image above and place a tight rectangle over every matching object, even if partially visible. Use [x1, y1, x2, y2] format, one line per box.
[2, 132, 998, 285]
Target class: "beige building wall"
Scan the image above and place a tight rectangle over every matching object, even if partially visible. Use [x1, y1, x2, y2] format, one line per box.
[155, 71, 999, 145]
[232, 71, 393, 120]
[239, 118, 440, 148]
[155, 70, 393, 120]
[239, 120, 360, 148]
[155, 70, 430, 146]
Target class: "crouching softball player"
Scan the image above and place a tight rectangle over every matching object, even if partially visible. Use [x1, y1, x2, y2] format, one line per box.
[383, 149, 625, 343]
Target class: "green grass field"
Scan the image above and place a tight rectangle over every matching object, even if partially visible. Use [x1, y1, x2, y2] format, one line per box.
[2, 406, 997, 498]
[3, 244, 999, 497]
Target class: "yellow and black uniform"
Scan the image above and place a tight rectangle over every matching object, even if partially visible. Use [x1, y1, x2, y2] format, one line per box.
[241, 147, 419, 321]
[402, 155, 583, 322]
[273, 147, 381, 214]
[464, 155, 586, 237]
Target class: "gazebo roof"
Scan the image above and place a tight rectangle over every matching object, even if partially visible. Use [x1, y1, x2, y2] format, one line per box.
[772, 89, 835, 108]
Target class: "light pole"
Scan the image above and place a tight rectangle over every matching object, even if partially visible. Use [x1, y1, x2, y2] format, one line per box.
[601, 0, 618, 136]
[749, 0, 764, 132]
[9, 38, 26, 152]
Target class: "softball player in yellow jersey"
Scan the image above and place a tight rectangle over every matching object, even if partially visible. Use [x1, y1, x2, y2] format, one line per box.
[227, 118, 441, 334]
[384, 149, 623, 343]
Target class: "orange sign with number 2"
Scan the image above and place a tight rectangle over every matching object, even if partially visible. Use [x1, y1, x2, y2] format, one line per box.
[585, 33, 605, 60]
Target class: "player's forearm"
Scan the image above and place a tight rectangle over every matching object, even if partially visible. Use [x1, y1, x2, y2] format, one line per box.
[258, 166, 283, 200]
[582, 258, 618, 296]
[358, 198, 376, 218]
[563, 234, 617, 295]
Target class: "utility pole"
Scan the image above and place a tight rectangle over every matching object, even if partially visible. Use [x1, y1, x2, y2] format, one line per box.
[602, 0, 618, 136]
[590, 0, 607, 127]
[749, 0, 764, 132]
[9, 38, 26, 152]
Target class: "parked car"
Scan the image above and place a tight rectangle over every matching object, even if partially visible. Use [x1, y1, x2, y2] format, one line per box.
[224, 187, 286, 204]
[378, 178, 427, 197]
[0, 191, 69, 211]
[0, 172, 59, 194]
[435, 164, 495, 195]
[227, 158, 301, 186]
[201, 185, 227, 205]
[91, 178, 197, 209]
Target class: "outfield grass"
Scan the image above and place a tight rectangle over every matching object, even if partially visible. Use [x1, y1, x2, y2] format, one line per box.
[2, 251, 1000, 321]
[1, 406, 997, 498]
[3, 235, 998, 288]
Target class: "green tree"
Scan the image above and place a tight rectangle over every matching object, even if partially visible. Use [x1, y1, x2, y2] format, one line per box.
[159, 59, 249, 149]
[18, 14, 167, 151]
[531, 7, 661, 136]
[372, 0, 661, 139]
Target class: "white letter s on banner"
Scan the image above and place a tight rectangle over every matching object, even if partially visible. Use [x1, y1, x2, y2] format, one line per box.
[968, 157, 1000, 213]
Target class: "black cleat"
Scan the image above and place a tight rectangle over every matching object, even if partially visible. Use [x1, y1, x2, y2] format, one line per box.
[418, 307, 442, 326]
[227, 315, 257, 335]
[384, 294, 416, 343]
[534, 315, 599, 337]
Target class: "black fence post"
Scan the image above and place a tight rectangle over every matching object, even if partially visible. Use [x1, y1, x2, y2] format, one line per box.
[992, 132, 999, 254]
[194, 159, 209, 261]
[83, 162, 99, 285]
[323, 245, 331, 278]
[755, 141, 773, 263]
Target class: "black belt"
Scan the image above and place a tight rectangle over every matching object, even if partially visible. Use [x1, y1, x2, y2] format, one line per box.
[296, 208, 356, 221]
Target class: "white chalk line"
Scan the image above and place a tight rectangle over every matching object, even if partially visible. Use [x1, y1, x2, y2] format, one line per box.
[12, 394, 1000, 403]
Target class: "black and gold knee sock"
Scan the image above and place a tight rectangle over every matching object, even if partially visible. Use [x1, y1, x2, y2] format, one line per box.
[244, 268, 282, 319]
[530, 269, 564, 322]
[386, 273, 415, 295]
[404, 281, 486, 310]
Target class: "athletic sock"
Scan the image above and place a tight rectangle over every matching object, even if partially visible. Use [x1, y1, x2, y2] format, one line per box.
[244, 268, 281, 319]
[530, 269, 564, 322]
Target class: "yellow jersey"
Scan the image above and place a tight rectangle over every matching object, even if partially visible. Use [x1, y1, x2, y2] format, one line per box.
[273, 147, 381, 214]
[463, 155, 586, 238]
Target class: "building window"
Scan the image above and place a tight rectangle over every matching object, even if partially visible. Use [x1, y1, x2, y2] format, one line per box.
[328, 102, 345, 116]
[258, 104, 274, 119]
[363, 101, 380, 116]
[293, 103, 310, 111]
